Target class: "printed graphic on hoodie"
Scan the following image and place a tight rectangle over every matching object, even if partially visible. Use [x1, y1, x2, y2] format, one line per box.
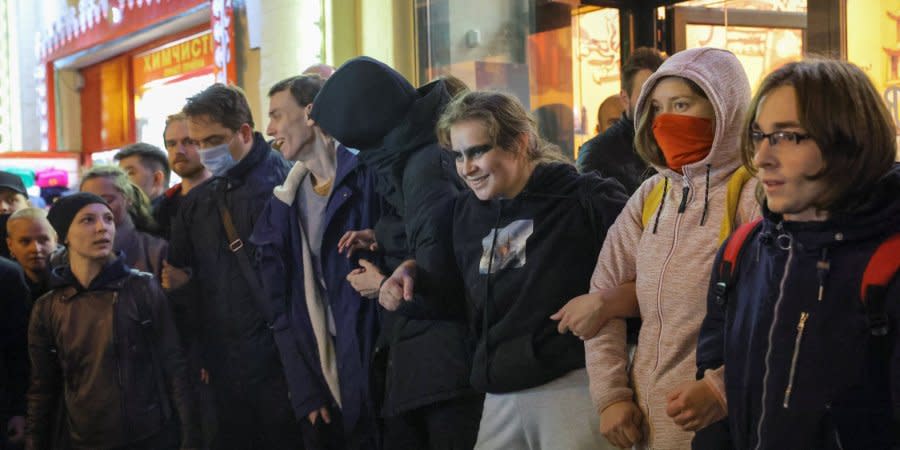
[479, 219, 533, 274]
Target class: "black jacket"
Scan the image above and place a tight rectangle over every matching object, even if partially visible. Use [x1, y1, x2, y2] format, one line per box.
[453, 163, 627, 393]
[368, 83, 474, 415]
[168, 133, 291, 383]
[26, 256, 199, 449]
[576, 114, 650, 194]
[697, 164, 900, 449]
[152, 183, 185, 240]
[1, 257, 29, 421]
[314, 61, 474, 415]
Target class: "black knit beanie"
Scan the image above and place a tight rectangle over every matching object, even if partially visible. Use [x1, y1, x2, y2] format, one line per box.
[47, 192, 109, 243]
[310, 56, 418, 150]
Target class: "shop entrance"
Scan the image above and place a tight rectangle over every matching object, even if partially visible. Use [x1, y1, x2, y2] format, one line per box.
[415, 0, 811, 160]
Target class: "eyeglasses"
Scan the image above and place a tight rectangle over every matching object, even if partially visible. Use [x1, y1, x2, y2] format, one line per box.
[750, 130, 811, 147]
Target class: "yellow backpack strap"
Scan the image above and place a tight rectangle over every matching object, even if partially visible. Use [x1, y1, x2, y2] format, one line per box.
[641, 178, 668, 230]
[718, 166, 754, 244]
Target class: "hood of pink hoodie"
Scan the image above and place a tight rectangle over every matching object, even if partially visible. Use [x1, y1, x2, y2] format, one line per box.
[634, 47, 751, 187]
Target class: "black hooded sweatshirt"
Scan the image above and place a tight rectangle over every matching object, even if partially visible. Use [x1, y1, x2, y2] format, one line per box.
[311, 57, 473, 414]
[453, 163, 628, 393]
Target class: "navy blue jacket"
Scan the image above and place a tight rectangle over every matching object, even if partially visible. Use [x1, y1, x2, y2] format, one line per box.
[697, 165, 900, 449]
[168, 132, 291, 383]
[250, 146, 381, 439]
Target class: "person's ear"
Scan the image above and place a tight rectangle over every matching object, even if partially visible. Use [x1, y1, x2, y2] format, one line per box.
[619, 90, 629, 109]
[153, 170, 165, 188]
[305, 103, 315, 127]
[238, 123, 253, 145]
[516, 133, 530, 158]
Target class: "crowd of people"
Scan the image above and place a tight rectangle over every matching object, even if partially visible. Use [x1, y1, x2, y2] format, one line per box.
[0, 46, 898, 450]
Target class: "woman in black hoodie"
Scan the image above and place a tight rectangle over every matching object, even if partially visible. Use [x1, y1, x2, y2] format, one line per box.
[383, 91, 628, 449]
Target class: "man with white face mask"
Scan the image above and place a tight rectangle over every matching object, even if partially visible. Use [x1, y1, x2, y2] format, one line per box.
[165, 83, 300, 449]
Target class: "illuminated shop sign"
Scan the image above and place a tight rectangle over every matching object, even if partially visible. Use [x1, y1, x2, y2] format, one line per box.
[133, 31, 214, 86]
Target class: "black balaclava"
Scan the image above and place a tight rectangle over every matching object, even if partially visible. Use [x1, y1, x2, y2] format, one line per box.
[310, 56, 418, 151]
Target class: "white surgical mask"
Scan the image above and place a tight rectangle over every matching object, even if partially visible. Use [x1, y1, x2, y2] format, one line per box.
[199, 142, 236, 177]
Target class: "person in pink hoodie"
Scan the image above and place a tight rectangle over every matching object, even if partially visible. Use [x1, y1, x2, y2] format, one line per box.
[555, 47, 758, 448]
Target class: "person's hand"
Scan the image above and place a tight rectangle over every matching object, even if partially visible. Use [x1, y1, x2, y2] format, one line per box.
[338, 229, 378, 258]
[161, 260, 190, 291]
[550, 292, 608, 339]
[346, 259, 385, 299]
[599, 400, 644, 449]
[200, 368, 210, 385]
[6, 415, 24, 444]
[666, 380, 726, 431]
[308, 406, 331, 425]
[379, 260, 416, 311]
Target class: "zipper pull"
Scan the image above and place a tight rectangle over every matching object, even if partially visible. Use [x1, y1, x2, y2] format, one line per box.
[783, 312, 809, 408]
[678, 185, 690, 213]
[797, 312, 809, 331]
[816, 249, 829, 302]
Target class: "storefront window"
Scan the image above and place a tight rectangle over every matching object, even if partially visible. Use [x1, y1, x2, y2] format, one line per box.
[416, 0, 533, 99]
[417, 1, 620, 160]
[679, 0, 806, 12]
[674, 0, 806, 91]
[846, 0, 900, 153]
[572, 8, 621, 151]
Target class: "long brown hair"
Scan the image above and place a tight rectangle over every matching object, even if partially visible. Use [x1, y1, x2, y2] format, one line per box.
[741, 59, 897, 214]
[436, 90, 568, 164]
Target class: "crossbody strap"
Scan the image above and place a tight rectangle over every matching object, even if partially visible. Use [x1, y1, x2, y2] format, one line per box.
[214, 186, 277, 325]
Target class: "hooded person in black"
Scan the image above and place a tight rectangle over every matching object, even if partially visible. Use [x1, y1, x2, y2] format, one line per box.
[311, 57, 482, 449]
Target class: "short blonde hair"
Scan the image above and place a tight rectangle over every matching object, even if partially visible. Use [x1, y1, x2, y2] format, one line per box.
[6, 207, 56, 238]
[80, 165, 159, 234]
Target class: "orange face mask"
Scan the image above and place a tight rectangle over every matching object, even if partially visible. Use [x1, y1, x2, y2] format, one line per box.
[652, 113, 714, 172]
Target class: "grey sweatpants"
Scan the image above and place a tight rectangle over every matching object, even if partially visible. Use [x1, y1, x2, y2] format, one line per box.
[474, 368, 615, 450]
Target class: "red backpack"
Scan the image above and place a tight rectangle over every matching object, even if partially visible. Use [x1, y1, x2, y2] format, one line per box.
[715, 218, 900, 336]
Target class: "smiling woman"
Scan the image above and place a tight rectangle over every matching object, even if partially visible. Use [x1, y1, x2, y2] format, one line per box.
[432, 89, 628, 450]
[436, 90, 568, 201]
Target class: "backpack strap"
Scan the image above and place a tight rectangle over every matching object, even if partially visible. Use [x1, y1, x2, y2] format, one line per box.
[640, 166, 753, 242]
[641, 177, 667, 230]
[860, 232, 900, 336]
[713, 217, 763, 306]
[718, 166, 754, 245]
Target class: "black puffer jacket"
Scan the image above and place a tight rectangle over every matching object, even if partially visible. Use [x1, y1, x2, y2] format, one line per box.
[312, 58, 474, 415]
[26, 256, 199, 449]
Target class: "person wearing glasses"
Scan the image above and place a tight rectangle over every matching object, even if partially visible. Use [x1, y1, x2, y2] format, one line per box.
[553, 47, 759, 448]
[695, 59, 900, 449]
